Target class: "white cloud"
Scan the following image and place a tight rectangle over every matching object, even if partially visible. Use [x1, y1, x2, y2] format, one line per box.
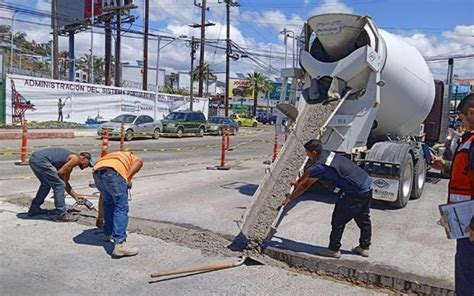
[396, 29, 474, 79]
[443, 25, 474, 46]
[310, 0, 354, 15]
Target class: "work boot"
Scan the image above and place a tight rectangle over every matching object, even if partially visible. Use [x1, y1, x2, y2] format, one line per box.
[102, 234, 112, 242]
[319, 248, 341, 258]
[112, 242, 139, 258]
[352, 246, 369, 257]
[51, 212, 78, 222]
[27, 206, 49, 216]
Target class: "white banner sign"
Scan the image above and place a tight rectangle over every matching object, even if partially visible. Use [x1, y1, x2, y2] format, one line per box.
[6, 75, 209, 125]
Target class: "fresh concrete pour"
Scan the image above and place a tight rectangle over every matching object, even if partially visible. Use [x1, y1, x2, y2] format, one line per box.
[237, 99, 341, 249]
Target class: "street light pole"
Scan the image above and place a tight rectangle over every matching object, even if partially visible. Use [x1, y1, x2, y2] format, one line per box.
[9, 10, 17, 73]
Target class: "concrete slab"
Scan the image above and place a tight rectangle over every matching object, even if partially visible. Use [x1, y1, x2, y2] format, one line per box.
[0, 201, 387, 296]
[265, 177, 455, 293]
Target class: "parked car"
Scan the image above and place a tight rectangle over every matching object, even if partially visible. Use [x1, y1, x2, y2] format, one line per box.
[161, 110, 207, 137]
[206, 116, 239, 135]
[230, 114, 259, 127]
[98, 114, 163, 141]
[256, 112, 277, 125]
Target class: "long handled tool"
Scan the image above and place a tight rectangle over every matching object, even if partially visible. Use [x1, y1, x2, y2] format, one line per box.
[150, 256, 247, 279]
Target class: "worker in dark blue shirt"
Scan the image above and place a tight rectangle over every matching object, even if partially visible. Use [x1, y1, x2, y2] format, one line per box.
[283, 139, 373, 258]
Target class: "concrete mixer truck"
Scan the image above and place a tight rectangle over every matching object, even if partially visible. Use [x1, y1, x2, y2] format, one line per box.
[294, 13, 449, 208]
[235, 13, 449, 250]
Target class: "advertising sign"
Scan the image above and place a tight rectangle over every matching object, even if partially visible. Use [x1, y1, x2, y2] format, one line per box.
[6, 75, 208, 125]
[228, 79, 252, 99]
[269, 82, 292, 101]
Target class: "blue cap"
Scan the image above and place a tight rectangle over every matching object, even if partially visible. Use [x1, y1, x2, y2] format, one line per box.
[80, 152, 95, 167]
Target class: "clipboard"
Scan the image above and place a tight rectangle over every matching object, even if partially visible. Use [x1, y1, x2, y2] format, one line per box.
[438, 200, 474, 239]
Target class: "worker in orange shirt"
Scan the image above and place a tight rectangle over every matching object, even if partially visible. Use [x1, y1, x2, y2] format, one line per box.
[92, 151, 143, 258]
[432, 94, 474, 295]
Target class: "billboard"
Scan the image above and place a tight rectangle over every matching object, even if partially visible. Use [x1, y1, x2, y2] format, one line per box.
[57, 0, 86, 28]
[228, 79, 252, 98]
[6, 75, 209, 125]
[84, 0, 104, 19]
[269, 82, 292, 101]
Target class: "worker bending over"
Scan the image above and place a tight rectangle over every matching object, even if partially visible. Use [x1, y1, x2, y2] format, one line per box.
[283, 139, 373, 258]
[93, 151, 143, 258]
[28, 148, 94, 222]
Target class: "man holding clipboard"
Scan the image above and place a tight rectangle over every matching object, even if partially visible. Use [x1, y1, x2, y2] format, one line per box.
[432, 94, 474, 295]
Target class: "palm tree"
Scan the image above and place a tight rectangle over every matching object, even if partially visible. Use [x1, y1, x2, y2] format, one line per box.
[168, 73, 179, 89]
[192, 63, 217, 96]
[246, 72, 273, 116]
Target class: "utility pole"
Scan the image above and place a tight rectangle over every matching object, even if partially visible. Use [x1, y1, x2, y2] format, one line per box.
[114, 10, 121, 87]
[188, 36, 199, 111]
[68, 30, 75, 81]
[52, 0, 59, 79]
[104, 16, 112, 86]
[90, 0, 95, 84]
[198, 0, 206, 97]
[222, 0, 238, 117]
[9, 10, 17, 74]
[155, 36, 161, 91]
[191, 0, 215, 97]
[281, 28, 288, 68]
[143, 0, 149, 90]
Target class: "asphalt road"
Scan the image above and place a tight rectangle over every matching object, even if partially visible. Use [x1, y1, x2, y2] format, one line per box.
[0, 125, 455, 294]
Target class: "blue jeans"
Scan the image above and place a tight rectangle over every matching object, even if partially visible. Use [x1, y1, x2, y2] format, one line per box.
[455, 238, 474, 295]
[93, 168, 129, 244]
[29, 154, 66, 214]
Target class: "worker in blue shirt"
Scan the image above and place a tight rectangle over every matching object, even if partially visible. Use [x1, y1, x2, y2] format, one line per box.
[283, 139, 373, 258]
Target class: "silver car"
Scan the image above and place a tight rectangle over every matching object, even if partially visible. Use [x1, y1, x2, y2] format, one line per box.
[98, 114, 163, 141]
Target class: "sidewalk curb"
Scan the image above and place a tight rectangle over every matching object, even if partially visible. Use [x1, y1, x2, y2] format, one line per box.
[263, 246, 454, 295]
[0, 132, 75, 140]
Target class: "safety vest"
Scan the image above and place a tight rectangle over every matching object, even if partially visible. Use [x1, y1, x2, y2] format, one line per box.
[448, 132, 474, 203]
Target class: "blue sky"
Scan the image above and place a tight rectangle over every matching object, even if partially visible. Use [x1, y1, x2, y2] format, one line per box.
[1, 0, 473, 79]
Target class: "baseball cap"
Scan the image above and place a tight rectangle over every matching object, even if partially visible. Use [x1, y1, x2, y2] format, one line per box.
[80, 152, 95, 167]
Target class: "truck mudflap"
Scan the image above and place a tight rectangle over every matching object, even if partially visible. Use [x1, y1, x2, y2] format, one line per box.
[356, 160, 401, 202]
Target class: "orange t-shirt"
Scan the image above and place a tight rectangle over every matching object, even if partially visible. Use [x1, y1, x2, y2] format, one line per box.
[93, 152, 140, 181]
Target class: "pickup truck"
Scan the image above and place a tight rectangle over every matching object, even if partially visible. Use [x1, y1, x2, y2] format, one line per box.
[256, 113, 277, 125]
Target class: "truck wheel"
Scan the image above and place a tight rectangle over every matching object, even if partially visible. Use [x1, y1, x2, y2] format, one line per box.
[153, 128, 161, 140]
[411, 158, 426, 200]
[393, 154, 414, 208]
[125, 129, 134, 141]
[199, 126, 205, 137]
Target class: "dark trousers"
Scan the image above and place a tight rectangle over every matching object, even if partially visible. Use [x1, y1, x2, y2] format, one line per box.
[329, 190, 372, 251]
[58, 112, 63, 122]
[455, 238, 474, 295]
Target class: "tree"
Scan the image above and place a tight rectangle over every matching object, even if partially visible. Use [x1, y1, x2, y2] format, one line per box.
[167, 72, 179, 89]
[192, 63, 217, 96]
[246, 72, 272, 116]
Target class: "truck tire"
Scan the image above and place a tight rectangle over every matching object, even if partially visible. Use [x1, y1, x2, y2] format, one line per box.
[366, 142, 414, 208]
[410, 158, 426, 200]
[394, 154, 414, 208]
